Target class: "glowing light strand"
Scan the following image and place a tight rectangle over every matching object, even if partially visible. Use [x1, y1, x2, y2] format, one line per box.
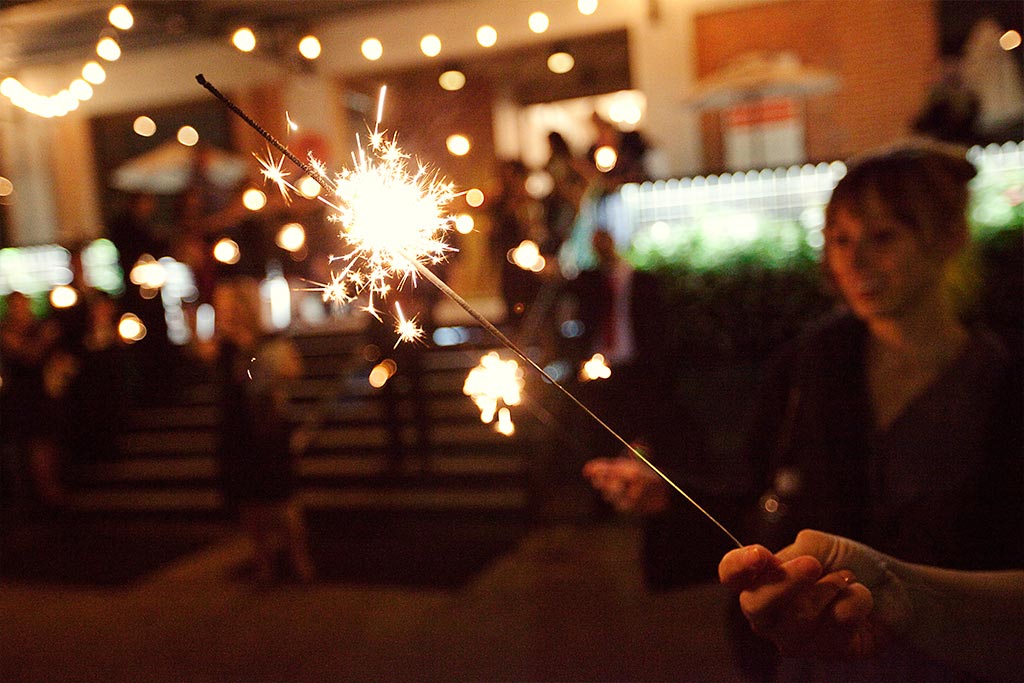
[196, 74, 742, 549]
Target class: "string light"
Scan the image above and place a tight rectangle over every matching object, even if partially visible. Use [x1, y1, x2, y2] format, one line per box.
[118, 313, 147, 342]
[547, 51, 575, 74]
[213, 238, 241, 264]
[454, 214, 475, 234]
[82, 61, 107, 84]
[1, 4, 134, 118]
[108, 5, 134, 31]
[276, 223, 306, 252]
[232, 27, 257, 52]
[96, 36, 122, 61]
[176, 125, 199, 146]
[420, 34, 442, 58]
[133, 116, 157, 137]
[242, 188, 268, 211]
[446, 134, 471, 156]
[4, 5, 607, 119]
[361, 37, 384, 61]
[438, 69, 466, 91]
[476, 25, 498, 48]
[49, 285, 78, 309]
[298, 35, 322, 60]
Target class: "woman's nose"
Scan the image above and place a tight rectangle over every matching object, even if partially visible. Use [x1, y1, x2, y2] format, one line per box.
[850, 238, 873, 269]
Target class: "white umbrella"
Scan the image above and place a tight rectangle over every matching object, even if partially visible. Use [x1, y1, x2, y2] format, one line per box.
[111, 140, 250, 195]
[685, 51, 839, 110]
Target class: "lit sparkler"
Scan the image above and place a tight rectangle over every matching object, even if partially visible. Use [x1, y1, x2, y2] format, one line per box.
[237, 81, 455, 318]
[580, 353, 612, 381]
[326, 125, 455, 315]
[196, 74, 742, 548]
[464, 351, 524, 432]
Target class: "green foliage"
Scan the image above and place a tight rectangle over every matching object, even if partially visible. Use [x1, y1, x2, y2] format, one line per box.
[969, 166, 1024, 237]
[650, 254, 833, 366]
[640, 225, 1021, 366]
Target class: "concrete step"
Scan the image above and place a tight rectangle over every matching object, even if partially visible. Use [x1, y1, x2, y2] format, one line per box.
[67, 483, 531, 514]
[70, 318, 541, 519]
[75, 452, 529, 486]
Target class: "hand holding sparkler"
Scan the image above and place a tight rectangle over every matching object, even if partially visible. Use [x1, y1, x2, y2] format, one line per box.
[583, 450, 671, 516]
[196, 73, 742, 549]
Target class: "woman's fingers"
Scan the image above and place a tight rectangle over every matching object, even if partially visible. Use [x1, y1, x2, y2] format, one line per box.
[744, 566, 876, 658]
[786, 570, 857, 625]
[831, 580, 873, 624]
[739, 555, 823, 634]
[720, 534, 885, 659]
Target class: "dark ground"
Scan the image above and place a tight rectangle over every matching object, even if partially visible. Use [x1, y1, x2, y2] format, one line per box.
[0, 495, 751, 683]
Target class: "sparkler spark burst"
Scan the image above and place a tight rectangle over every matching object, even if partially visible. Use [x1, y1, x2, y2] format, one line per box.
[325, 131, 456, 314]
[463, 352, 524, 434]
[257, 87, 456, 335]
[580, 353, 612, 381]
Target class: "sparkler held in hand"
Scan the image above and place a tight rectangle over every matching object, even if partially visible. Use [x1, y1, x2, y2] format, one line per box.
[196, 73, 743, 549]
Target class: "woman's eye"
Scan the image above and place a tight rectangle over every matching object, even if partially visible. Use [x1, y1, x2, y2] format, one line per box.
[871, 230, 897, 245]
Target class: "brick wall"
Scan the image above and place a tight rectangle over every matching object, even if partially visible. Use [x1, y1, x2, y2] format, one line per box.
[695, 0, 939, 171]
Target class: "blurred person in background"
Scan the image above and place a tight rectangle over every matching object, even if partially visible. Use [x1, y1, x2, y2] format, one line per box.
[542, 132, 588, 257]
[107, 191, 173, 398]
[570, 228, 675, 510]
[489, 159, 543, 324]
[63, 291, 126, 467]
[0, 292, 66, 510]
[205, 277, 315, 584]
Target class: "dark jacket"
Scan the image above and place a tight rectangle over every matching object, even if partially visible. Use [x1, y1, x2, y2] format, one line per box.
[742, 311, 1022, 571]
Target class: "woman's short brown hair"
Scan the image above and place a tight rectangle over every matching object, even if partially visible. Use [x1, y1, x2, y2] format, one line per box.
[824, 139, 977, 253]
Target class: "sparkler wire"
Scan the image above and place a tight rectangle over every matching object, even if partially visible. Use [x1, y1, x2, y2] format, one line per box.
[195, 74, 338, 194]
[196, 74, 743, 549]
[407, 259, 742, 547]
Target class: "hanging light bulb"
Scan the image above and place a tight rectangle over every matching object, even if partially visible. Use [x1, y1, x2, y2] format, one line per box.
[547, 52, 575, 74]
[476, 25, 497, 48]
[528, 12, 550, 34]
[213, 238, 241, 264]
[108, 5, 134, 30]
[361, 37, 383, 61]
[232, 27, 256, 52]
[133, 116, 156, 137]
[446, 134, 471, 156]
[420, 34, 442, 57]
[438, 69, 466, 91]
[298, 35, 322, 59]
[96, 36, 122, 61]
[177, 125, 199, 146]
[82, 61, 106, 84]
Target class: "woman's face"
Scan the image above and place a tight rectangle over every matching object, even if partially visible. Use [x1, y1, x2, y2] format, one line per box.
[825, 205, 949, 322]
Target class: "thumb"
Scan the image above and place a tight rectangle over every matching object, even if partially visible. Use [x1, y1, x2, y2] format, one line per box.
[777, 529, 891, 590]
[775, 529, 840, 565]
